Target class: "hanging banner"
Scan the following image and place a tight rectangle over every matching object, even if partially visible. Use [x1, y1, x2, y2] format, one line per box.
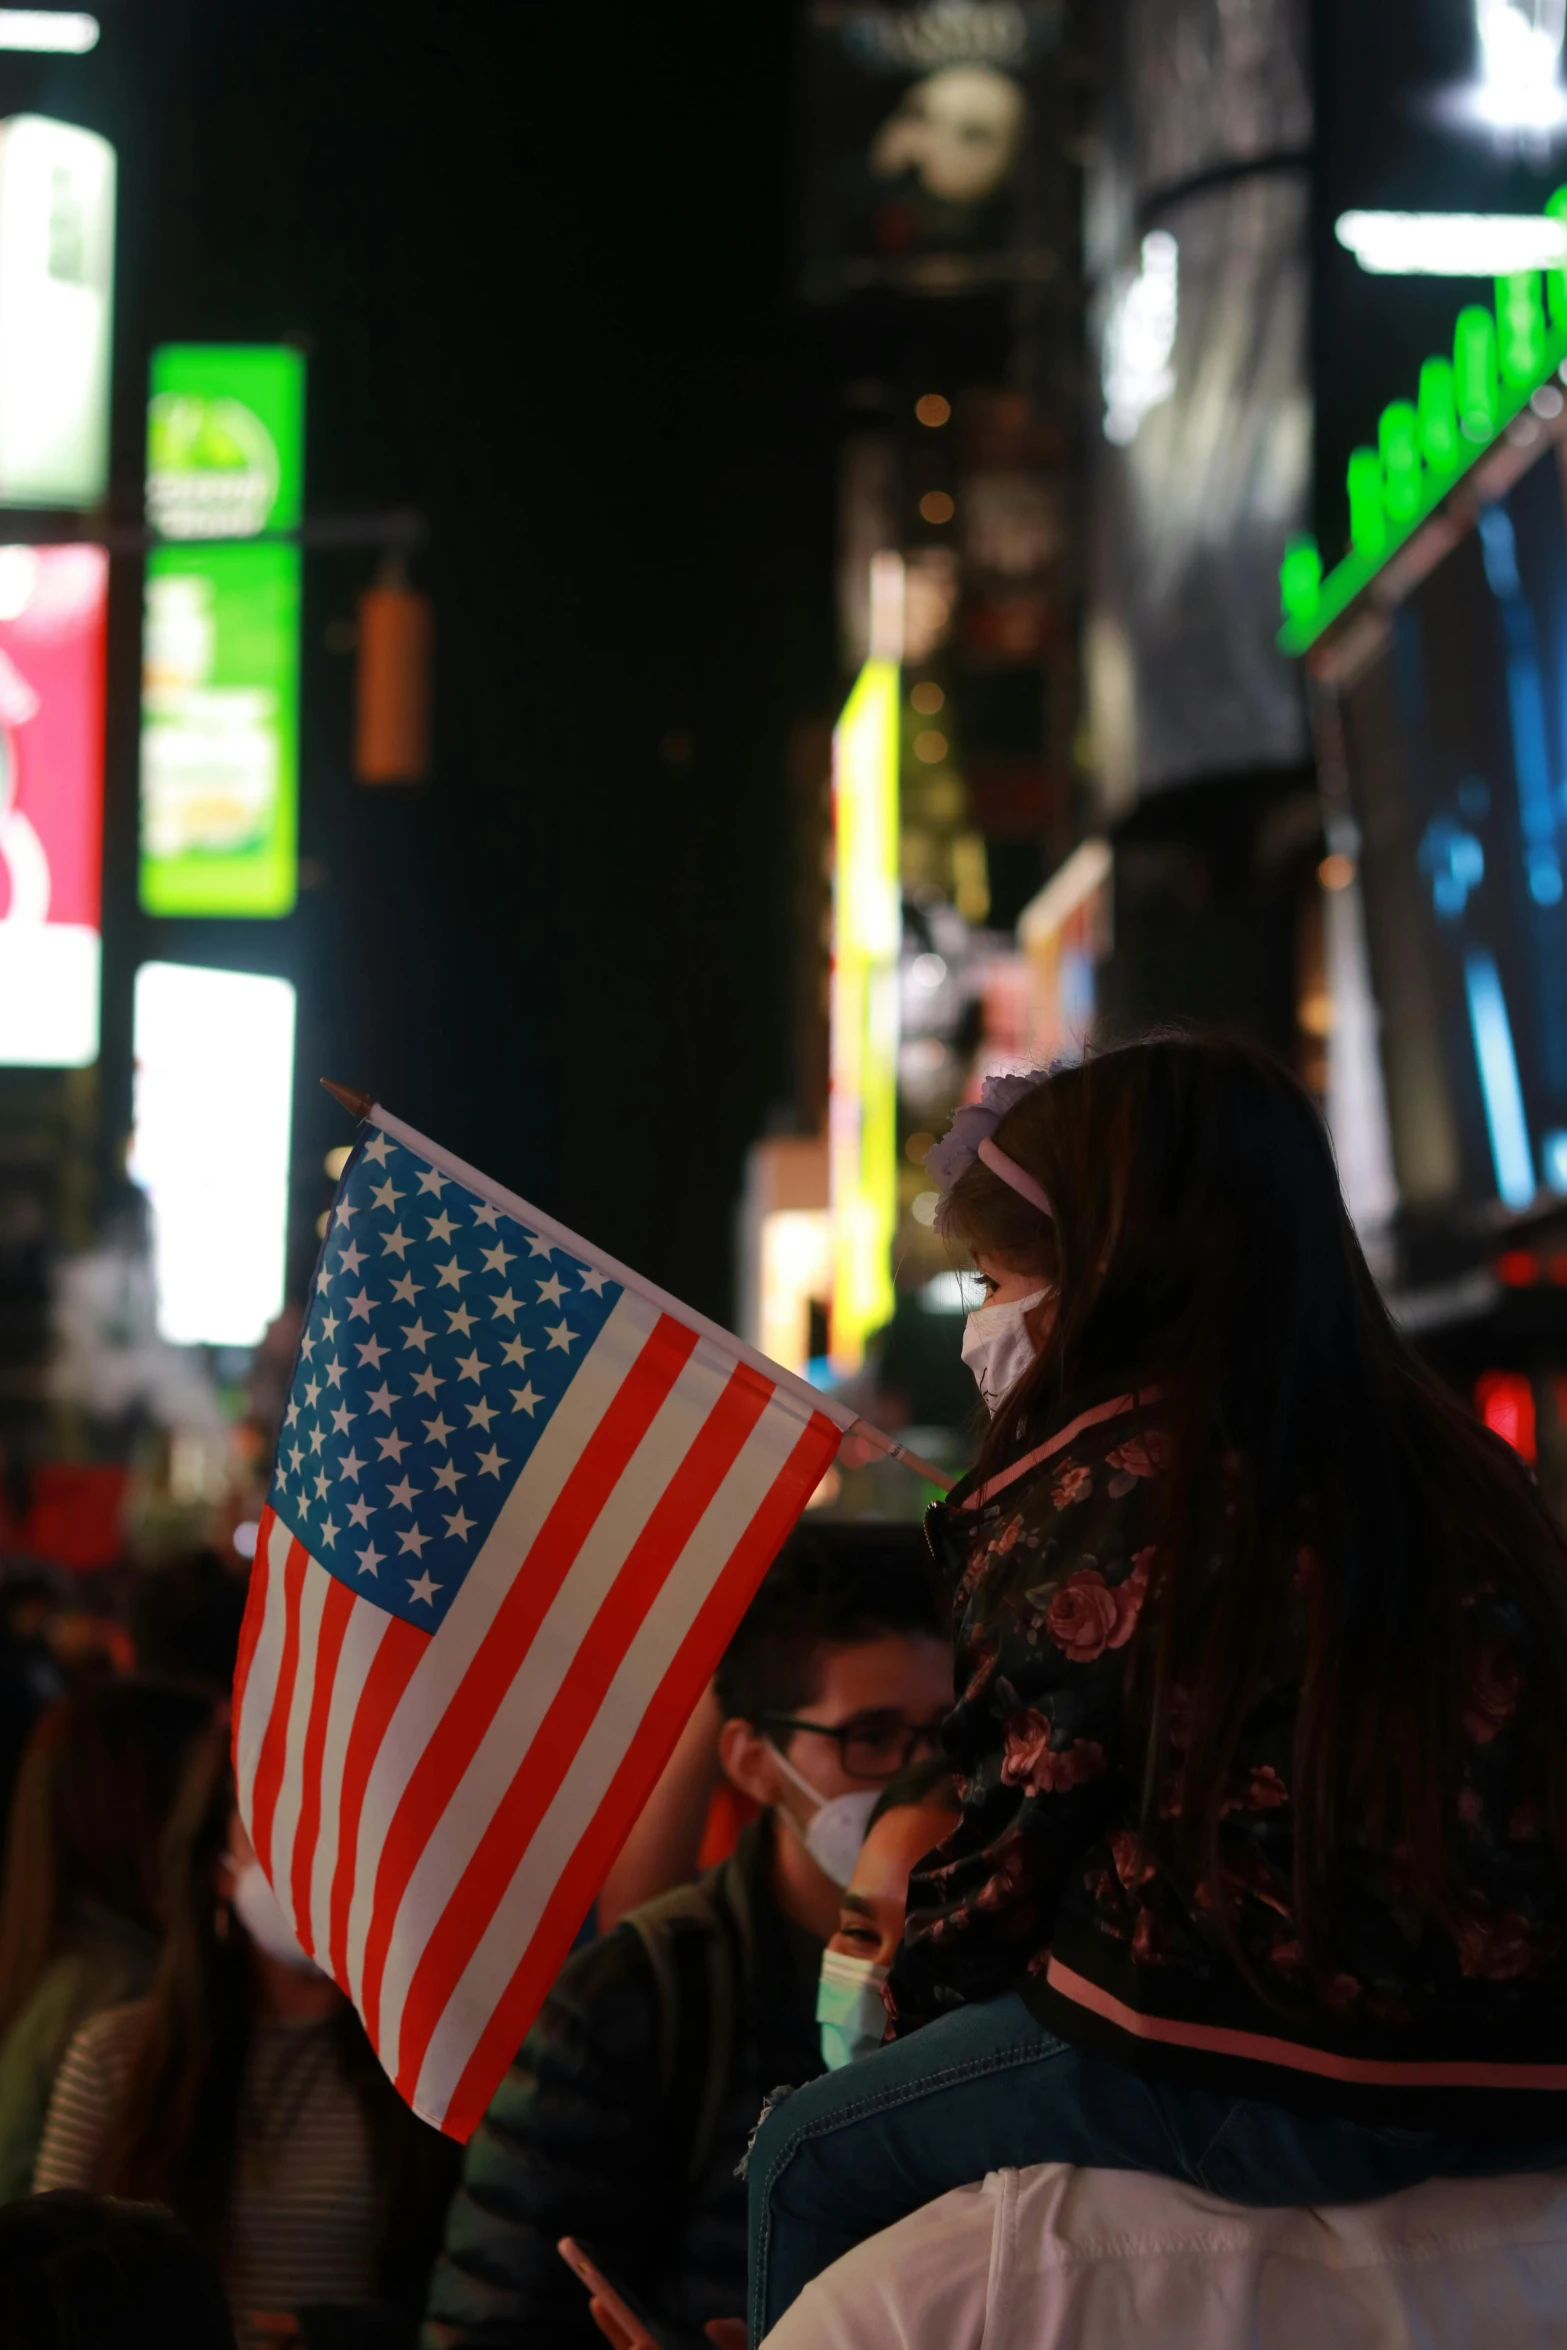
[138, 344, 304, 918]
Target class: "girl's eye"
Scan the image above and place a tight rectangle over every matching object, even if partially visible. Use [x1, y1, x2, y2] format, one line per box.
[836, 1919, 878, 1949]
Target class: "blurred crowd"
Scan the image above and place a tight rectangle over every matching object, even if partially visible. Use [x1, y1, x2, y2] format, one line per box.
[0, 1520, 946, 2350]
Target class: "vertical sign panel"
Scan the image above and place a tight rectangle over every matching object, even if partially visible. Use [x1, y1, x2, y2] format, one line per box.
[129, 962, 296, 1346]
[828, 656, 900, 1374]
[139, 344, 304, 918]
[0, 544, 107, 1065]
[0, 116, 114, 508]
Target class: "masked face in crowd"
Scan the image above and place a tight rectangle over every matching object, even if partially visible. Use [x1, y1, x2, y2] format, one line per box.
[220, 1810, 324, 1977]
[817, 1797, 961, 2069]
[961, 1254, 1055, 1416]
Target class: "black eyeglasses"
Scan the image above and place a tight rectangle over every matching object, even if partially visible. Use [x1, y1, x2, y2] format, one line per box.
[758, 1709, 947, 1782]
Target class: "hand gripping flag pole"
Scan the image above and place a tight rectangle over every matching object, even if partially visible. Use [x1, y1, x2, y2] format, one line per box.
[234, 1083, 950, 2145]
[319, 1081, 951, 1492]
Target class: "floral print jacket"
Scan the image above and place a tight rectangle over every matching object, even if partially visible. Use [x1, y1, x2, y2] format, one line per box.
[888, 1386, 1567, 2123]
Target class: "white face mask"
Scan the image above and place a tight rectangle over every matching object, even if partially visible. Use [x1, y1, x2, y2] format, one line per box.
[768, 1741, 879, 1888]
[961, 1288, 1049, 1415]
[817, 1947, 891, 2069]
[230, 1856, 323, 1977]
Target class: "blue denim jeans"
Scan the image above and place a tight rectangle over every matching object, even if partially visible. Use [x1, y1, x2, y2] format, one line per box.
[746, 1992, 1567, 2344]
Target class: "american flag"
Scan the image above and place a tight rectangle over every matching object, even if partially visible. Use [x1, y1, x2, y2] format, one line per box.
[234, 1106, 851, 2139]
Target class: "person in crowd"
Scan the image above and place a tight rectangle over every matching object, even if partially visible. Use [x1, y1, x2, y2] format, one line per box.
[0, 2187, 237, 2349]
[594, 1683, 731, 1933]
[33, 1721, 459, 2347]
[816, 1757, 961, 2072]
[129, 1546, 248, 1698]
[0, 1678, 212, 2199]
[747, 1037, 1567, 2340]
[0, 1570, 65, 1866]
[422, 1522, 952, 2350]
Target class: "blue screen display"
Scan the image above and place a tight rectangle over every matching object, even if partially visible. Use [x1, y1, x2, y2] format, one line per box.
[1340, 432, 1567, 1217]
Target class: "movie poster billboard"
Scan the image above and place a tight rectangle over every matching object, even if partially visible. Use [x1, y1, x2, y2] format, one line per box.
[799, 0, 1063, 298]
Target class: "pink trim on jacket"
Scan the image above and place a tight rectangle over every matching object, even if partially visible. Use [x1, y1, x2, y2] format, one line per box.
[1044, 1957, 1567, 2091]
[961, 1392, 1156, 1511]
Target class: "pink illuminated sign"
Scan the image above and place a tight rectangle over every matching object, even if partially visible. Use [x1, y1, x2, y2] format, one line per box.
[0, 542, 107, 1064]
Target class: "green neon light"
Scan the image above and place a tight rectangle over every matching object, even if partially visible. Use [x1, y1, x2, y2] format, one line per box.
[1279, 200, 1567, 654]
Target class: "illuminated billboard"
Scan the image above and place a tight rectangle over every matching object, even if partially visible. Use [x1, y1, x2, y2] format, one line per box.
[0, 543, 107, 1066]
[139, 345, 305, 919]
[129, 962, 296, 1346]
[0, 116, 114, 507]
[828, 656, 900, 1373]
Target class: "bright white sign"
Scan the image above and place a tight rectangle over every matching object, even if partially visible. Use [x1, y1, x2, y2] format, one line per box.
[0, 116, 115, 507]
[0, 12, 98, 49]
[130, 961, 296, 1348]
[1337, 210, 1567, 275]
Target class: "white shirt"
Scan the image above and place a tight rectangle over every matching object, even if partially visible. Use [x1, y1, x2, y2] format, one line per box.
[761, 2162, 1567, 2350]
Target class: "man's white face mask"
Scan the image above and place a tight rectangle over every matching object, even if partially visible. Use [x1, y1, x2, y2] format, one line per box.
[960, 1289, 1049, 1415]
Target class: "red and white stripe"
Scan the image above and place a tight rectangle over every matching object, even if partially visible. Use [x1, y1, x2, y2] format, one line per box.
[234, 1285, 840, 2139]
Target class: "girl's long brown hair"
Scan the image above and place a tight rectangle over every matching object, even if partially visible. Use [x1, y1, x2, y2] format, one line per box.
[0, 1682, 212, 2040]
[939, 1035, 1567, 1965]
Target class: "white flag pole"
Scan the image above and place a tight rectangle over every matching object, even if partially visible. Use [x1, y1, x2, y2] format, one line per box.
[321, 1083, 952, 1493]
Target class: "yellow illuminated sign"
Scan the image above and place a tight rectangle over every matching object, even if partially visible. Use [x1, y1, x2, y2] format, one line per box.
[828, 657, 900, 1374]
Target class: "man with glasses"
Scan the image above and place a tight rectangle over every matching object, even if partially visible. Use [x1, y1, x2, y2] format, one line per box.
[424, 1523, 950, 2350]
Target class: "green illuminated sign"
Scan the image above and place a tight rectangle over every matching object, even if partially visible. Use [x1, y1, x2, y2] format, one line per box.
[146, 343, 303, 539]
[1279, 199, 1567, 655]
[138, 346, 305, 918]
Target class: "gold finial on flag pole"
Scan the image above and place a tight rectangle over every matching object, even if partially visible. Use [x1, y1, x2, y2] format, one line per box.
[321, 1079, 378, 1122]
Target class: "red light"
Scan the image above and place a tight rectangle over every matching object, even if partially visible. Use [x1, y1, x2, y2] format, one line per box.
[1476, 1371, 1537, 1463]
[1494, 1251, 1542, 1287]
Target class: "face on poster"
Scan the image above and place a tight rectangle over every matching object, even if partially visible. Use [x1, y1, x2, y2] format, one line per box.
[138, 344, 305, 919]
[0, 542, 108, 1065]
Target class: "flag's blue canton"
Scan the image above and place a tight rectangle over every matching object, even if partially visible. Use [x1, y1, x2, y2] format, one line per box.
[268, 1129, 622, 1631]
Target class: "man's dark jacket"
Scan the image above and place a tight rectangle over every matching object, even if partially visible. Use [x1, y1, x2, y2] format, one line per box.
[422, 1817, 823, 2346]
